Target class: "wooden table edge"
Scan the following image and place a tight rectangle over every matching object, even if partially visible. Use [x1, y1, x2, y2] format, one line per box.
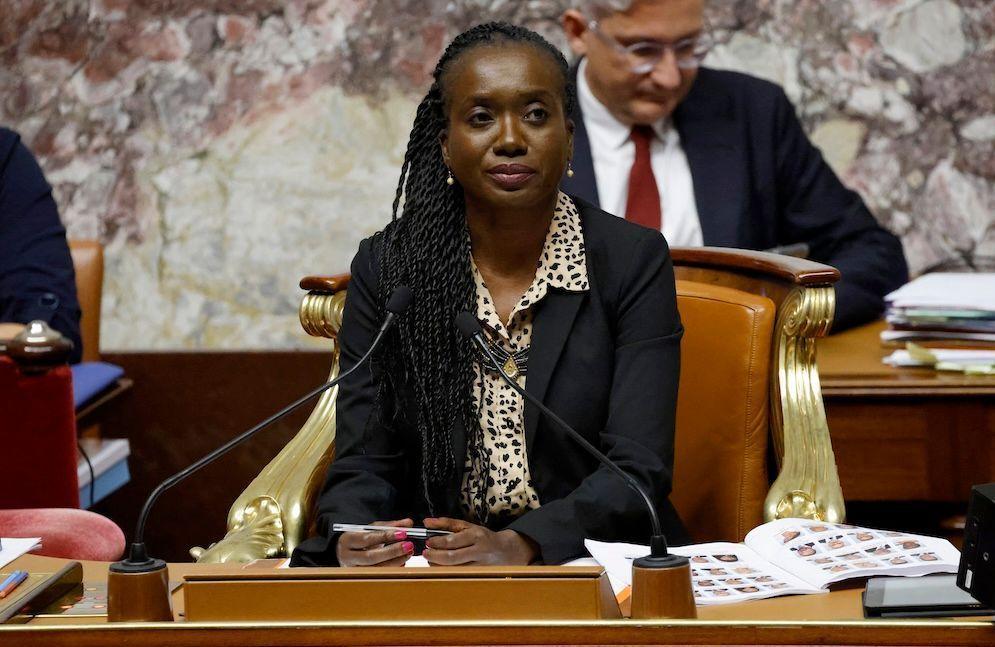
[2, 617, 994, 646]
[822, 384, 995, 397]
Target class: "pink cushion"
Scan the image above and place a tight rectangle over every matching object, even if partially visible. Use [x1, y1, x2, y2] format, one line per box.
[0, 508, 125, 561]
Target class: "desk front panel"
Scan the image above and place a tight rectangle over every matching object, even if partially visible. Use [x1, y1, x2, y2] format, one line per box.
[818, 321, 995, 503]
[827, 396, 995, 501]
[3, 555, 995, 647]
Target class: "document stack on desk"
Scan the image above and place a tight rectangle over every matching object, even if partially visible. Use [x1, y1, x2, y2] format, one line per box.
[882, 273, 995, 350]
[587, 519, 959, 606]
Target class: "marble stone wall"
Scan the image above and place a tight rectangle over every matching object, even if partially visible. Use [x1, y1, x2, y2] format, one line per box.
[2, 0, 993, 350]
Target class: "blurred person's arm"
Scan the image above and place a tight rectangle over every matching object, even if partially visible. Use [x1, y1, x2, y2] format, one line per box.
[0, 129, 82, 362]
[0, 322, 25, 339]
[768, 88, 908, 332]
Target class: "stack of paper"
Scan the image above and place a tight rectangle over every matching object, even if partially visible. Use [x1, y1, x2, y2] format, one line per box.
[883, 348, 995, 373]
[883, 273, 995, 348]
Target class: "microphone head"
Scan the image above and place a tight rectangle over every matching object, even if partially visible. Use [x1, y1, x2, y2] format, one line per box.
[455, 311, 483, 339]
[386, 285, 414, 315]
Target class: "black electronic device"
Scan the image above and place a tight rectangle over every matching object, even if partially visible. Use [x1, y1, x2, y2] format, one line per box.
[864, 574, 990, 618]
[957, 482, 995, 608]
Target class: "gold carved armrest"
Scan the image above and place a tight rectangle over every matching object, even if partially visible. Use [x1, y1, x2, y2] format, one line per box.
[192, 274, 350, 563]
[671, 247, 846, 525]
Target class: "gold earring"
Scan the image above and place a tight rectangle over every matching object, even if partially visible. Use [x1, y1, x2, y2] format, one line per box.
[446, 170, 455, 186]
[566, 161, 574, 178]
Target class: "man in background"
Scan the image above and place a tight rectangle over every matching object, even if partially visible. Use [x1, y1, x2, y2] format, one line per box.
[0, 127, 82, 362]
[560, 0, 908, 331]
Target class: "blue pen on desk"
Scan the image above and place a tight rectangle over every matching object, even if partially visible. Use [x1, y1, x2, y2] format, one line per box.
[0, 570, 22, 591]
[0, 570, 28, 599]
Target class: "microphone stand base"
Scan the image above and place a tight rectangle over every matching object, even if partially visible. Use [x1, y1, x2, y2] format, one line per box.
[107, 558, 174, 622]
[630, 554, 696, 619]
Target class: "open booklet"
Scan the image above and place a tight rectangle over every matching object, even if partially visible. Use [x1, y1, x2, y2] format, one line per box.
[586, 518, 961, 605]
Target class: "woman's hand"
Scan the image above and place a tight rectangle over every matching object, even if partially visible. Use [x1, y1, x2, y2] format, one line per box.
[0, 323, 25, 340]
[422, 517, 538, 566]
[335, 518, 415, 566]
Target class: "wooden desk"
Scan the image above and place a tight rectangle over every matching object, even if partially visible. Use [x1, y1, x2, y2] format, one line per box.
[818, 321, 995, 502]
[2, 554, 994, 646]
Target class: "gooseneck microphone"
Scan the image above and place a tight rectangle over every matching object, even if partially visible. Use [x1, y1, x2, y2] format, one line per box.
[455, 311, 672, 560]
[455, 312, 697, 621]
[107, 286, 412, 622]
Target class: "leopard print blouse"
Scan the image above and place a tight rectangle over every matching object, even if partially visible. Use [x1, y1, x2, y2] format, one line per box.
[461, 191, 590, 523]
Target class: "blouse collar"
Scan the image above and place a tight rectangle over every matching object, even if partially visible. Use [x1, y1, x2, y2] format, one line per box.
[472, 191, 589, 335]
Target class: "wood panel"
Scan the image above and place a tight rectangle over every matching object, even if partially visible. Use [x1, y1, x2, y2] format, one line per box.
[819, 320, 995, 504]
[826, 397, 995, 502]
[7, 621, 994, 647]
[92, 350, 334, 562]
[6, 552, 995, 647]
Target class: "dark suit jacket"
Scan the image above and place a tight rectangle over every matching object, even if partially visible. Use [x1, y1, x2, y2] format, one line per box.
[561, 66, 909, 332]
[292, 198, 689, 566]
[0, 127, 81, 362]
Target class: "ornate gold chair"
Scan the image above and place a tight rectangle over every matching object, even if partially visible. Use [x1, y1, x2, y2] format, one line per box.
[192, 248, 844, 562]
[670, 248, 843, 542]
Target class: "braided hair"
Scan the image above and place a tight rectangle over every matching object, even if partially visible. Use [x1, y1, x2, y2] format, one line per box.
[372, 22, 574, 516]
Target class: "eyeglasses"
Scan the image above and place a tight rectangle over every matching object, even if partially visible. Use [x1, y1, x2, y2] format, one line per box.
[587, 20, 712, 73]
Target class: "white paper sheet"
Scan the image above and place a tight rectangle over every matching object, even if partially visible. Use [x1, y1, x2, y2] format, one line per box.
[883, 349, 995, 368]
[886, 273, 995, 311]
[0, 537, 41, 570]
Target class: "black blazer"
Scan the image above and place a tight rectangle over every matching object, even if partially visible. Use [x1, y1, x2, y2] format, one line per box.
[292, 198, 689, 566]
[562, 66, 909, 332]
[0, 128, 81, 362]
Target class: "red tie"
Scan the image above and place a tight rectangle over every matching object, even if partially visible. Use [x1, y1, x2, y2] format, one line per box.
[624, 125, 662, 231]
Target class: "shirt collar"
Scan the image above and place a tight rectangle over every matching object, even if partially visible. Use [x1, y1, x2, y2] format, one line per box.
[538, 191, 589, 294]
[577, 58, 673, 147]
[472, 192, 589, 334]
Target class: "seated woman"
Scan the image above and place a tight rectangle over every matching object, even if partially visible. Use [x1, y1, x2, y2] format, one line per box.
[292, 22, 687, 567]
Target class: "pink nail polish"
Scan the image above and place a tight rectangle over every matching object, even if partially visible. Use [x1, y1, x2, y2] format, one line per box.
[394, 531, 407, 540]
[402, 541, 415, 554]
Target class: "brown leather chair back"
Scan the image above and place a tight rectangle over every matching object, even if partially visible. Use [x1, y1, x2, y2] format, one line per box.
[672, 280, 774, 542]
[69, 240, 103, 363]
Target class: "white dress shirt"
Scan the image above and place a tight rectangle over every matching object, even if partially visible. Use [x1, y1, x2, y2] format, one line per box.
[576, 59, 704, 247]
